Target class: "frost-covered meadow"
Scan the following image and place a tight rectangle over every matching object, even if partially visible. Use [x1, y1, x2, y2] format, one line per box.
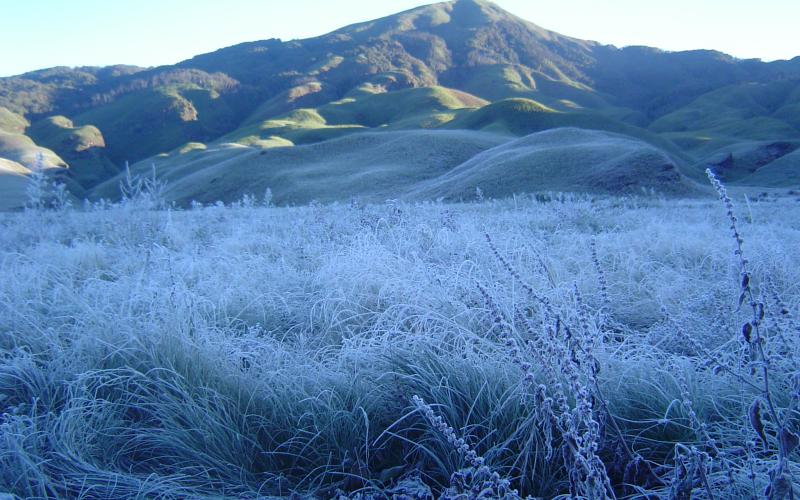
[1, 188, 799, 498]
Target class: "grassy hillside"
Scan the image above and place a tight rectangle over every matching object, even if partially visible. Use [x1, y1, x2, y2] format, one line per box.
[224, 107, 364, 148]
[446, 63, 612, 110]
[736, 149, 800, 187]
[0, 123, 82, 209]
[446, 98, 692, 161]
[445, 96, 556, 131]
[650, 80, 800, 155]
[685, 140, 800, 183]
[319, 86, 487, 127]
[27, 115, 104, 150]
[91, 130, 509, 204]
[27, 115, 119, 188]
[217, 93, 694, 203]
[91, 127, 705, 206]
[0, 158, 31, 210]
[241, 81, 331, 126]
[411, 127, 699, 199]
[0, 67, 246, 172]
[0, 107, 29, 134]
[0, 130, 66, 170]
[72, 85, 240, 163]
[228, 86, 486, 147]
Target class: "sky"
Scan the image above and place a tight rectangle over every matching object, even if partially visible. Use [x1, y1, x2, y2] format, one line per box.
[2, 0, 798, 77]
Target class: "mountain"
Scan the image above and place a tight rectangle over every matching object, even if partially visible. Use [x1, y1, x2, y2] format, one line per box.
[1, 0, 799, 208]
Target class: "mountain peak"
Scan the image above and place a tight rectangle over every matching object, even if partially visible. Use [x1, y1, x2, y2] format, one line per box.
[446, 0, 509, 25]
[329, 0, 519, 38]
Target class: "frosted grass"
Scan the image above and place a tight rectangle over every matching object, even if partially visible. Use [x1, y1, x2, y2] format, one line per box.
[0, 193, 798, 498]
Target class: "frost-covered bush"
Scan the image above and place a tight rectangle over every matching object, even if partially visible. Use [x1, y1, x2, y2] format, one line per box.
[119, 162, 167, 210]
[25, 153, 71, 211]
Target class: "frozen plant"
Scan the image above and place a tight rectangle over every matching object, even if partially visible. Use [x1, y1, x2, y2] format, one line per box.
[411, 395, 523, 499]
[25, 153, 70, 211]
[119, 162, 166, 209]
[706, 169, 799, 499]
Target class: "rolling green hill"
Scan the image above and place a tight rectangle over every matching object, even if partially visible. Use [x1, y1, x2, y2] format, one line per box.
[71, 85, 241, 163]
[0, 130, 66, 170]
[91, 130, 509, 204]
[736, 149, 800, 187]
[685, 140, 800, 183]
[89, 126, 707, 208]
[1, 0, 799, 204]
[0, 107, 29, 134]
[0, 158, 31, 210]
[0, 128, 77, 210]
[227, 86, 487, 146]
[410, 128, 699, 199]
[26, 115, 119, 187]
[444, 98, 692, 161]
[650, 80, 800, 155]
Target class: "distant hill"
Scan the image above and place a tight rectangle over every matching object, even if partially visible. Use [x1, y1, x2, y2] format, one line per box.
[738, 149, 800, 187]
[0, 158, 32, 210]
[26, 115, 119, 188]
[410, 128, 698, 199]
[88, 127, 699, 206]
[651, 79, 800, 155]
[91, 130, 509, 205]
[0, 106, 29, 134]
[0, 129, 66, 170]
[2, 0, 799, 205]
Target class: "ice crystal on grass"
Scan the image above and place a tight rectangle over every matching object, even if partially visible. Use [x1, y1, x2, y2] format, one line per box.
[0, 192, 798, 498]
